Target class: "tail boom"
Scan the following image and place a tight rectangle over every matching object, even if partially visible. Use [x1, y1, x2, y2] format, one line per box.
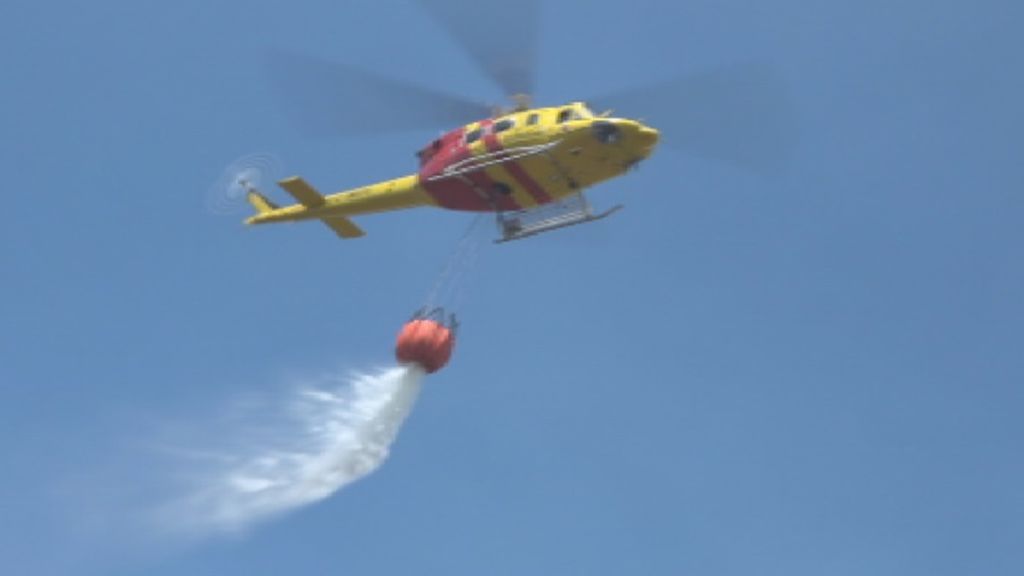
[245, 174, 434, 238]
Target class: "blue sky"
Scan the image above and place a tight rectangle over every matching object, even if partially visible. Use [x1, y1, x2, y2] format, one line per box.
[2, 0, 1022, 574]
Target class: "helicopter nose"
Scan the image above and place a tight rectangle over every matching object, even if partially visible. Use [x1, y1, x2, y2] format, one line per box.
[637, 124, 660, 148]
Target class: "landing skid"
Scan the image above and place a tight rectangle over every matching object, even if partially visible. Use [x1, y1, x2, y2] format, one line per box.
[494, 194, 623, 243]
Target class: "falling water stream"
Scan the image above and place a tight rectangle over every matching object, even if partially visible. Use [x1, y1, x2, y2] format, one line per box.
[156, 364, 424, 536]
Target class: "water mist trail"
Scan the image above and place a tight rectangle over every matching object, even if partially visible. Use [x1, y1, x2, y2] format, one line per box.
[156, 364, 424, 536]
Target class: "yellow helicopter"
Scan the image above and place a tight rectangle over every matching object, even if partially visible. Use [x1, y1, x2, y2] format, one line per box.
[243, 1, 791, 243]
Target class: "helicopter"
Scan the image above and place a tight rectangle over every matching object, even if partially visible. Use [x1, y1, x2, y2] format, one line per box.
[243, 0, 793, 243]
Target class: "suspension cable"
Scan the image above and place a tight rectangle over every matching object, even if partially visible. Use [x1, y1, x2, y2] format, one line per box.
[422, 214, 485, 311]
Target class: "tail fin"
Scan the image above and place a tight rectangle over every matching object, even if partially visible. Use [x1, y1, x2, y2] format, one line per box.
[247, 190, 279, 215]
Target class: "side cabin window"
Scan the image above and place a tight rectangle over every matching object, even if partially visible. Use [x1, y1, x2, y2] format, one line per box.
[464, 128, 483, 144]
[557, 108, 576, 123]
[416, 138, 443, 164]
[493, 118, 515, 133]
[527, 113, 540, 126]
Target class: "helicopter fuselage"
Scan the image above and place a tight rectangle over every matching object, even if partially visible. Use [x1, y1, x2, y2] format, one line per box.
[417, 101, 659, 212]
[244, 101, 658, 237]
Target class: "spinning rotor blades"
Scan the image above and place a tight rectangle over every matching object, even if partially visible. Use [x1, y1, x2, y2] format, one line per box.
[267, 6, 794, 178]
[267, 52, 492, 136]
[416, 0, 541, 98]
[592, 63, 797, 175]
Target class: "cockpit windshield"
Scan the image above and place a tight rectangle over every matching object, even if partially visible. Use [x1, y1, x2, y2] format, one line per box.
[557, 103, 595, 124]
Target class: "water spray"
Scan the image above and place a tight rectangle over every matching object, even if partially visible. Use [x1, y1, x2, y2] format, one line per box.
[157, 365, 427, 536]
[156, 304, 462, 537]
[154, 184, 482, 538]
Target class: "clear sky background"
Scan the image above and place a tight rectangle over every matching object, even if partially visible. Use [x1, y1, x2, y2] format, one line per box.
[2, 0, 1022, 574]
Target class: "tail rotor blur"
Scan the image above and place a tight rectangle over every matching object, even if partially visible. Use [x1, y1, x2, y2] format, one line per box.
[207, 153, 283, 215]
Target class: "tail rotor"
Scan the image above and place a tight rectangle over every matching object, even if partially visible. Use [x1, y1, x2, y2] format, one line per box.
[207, 153, 283, 215]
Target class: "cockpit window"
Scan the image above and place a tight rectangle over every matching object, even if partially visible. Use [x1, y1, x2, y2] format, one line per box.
[465, 128, 483, 144]
[493, 118, 515, 132]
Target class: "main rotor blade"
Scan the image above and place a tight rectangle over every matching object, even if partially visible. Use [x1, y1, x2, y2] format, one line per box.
[592, 63, 798, 175]
[266, 52, 492, 137]
[415, 0, 540, 98]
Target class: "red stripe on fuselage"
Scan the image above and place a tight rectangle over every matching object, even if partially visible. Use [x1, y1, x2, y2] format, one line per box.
[418, 122, 520, 212]
[481, 121, 553, 206]
[503, 161, 553, 205]
[467, 120, 518, 210]
[480, 119, 500, 153]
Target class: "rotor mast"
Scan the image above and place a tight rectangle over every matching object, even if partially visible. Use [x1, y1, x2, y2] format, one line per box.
[491, 93, 533, 117]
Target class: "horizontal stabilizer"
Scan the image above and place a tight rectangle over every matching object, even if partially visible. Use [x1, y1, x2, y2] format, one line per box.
[322, 217, 365, 239]
[279, 176, 325, 208]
